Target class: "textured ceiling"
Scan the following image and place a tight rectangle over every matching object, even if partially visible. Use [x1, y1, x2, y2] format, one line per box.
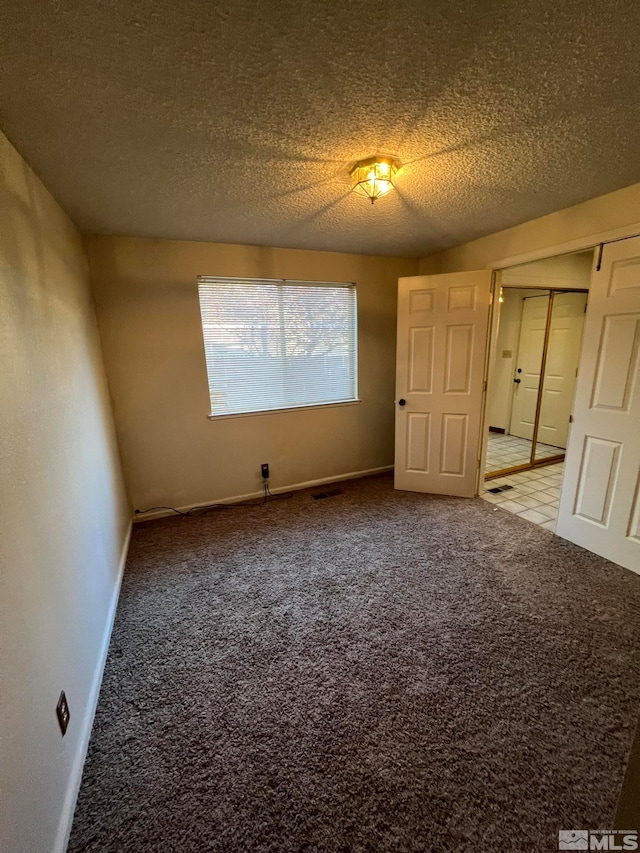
[2, 0, 640, 258]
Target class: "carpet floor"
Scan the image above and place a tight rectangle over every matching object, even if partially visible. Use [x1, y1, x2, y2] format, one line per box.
[69, 473, 640, 852]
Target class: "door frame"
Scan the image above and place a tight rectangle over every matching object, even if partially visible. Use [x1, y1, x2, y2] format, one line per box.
[476, 220, 640, 494]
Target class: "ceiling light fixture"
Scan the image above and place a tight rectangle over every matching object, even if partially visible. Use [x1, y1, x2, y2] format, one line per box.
[349, 156, 399, 204]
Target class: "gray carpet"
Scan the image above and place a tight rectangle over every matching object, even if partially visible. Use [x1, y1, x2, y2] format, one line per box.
[69, 473, 640, 852]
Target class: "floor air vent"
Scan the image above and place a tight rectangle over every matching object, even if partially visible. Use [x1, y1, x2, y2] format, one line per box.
[487, 484, 514, 494]
[312, 489, 343, 500]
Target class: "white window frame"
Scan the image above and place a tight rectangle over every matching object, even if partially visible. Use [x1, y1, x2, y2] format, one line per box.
[197, 276, 359, 419]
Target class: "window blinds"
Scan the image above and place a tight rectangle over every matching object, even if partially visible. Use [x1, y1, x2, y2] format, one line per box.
[197, 277, 358, 417]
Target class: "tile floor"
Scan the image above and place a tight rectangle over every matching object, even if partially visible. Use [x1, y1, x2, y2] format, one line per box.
[480, 461, 564, 531]
[486, 431, 562, 474]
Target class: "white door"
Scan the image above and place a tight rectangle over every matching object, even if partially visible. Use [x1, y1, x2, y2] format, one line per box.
[395, 271, 492, 497]
[536, 291, 587, 448]
[509, 295, 549, 440]
[556, 238, 640, 574]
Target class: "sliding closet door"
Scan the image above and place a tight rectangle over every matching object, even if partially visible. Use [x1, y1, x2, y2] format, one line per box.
[556, 239, 640, 573]
[535, 292, 587, 452]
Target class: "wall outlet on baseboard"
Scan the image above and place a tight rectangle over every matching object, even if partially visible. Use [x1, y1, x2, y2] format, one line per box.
[261, 463, 269, 480]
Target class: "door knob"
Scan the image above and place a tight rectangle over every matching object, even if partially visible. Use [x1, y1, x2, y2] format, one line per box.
[398, 398, 406, 406]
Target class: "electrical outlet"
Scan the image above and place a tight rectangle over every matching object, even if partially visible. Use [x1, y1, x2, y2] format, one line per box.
[56, 691, 70, 736]
[261, 463, 270, 479]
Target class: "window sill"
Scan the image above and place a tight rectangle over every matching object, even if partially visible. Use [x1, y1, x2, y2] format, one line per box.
[207, 399, 362, 421]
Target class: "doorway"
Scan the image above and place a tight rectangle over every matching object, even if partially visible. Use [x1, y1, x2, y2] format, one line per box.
[486, 287, 588, 477]
[394, 236, 639, 572]
[480, 250, 593, 530]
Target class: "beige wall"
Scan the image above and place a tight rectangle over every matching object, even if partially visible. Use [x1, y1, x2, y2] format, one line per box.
[498, 251, 594, 288]
[0, 132, 130, 852]
[419, 182, 640, 273]
[86, 236, 417, 512]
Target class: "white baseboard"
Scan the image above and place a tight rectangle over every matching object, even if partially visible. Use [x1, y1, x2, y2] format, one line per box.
[54, 521, 132, 853]
[133, 465, 394, 522]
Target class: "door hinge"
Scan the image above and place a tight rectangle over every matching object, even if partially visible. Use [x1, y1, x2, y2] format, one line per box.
[483, 380, 487, 392]
[569, 414, 574, 423]
[596, 243, 604, 272]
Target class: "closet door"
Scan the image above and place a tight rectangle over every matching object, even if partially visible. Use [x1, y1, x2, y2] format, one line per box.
[535, 292, 587, 450]
[556, 239, 640, 573]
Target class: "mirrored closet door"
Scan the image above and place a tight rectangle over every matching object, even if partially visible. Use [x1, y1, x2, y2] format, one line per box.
[485, 288, 588, 479]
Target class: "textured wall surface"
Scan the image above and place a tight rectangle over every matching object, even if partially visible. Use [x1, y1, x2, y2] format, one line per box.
[87, 236, 417, 511]
[1, 0, 640, 257]
[0, 131, 130, 852]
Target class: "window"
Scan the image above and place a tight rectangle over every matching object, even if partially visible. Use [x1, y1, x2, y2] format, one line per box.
[197, 277, 358, 417]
